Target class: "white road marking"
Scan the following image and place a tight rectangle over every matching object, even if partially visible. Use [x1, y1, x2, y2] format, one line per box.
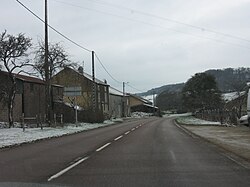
[223, 153, 248, 169]
[136, 126, 139, 129]
[125, 131, 130, 135]
[114, 135, 123, 141]
[48, 156, 89, 182]
[170, 150, 176, 163]
[96, 142, 111, 152]
[131, 128, 135, 131]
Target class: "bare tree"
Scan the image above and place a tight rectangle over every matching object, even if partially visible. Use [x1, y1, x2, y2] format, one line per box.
[33, 41, 76, 80]
[0, 30, 32, 127]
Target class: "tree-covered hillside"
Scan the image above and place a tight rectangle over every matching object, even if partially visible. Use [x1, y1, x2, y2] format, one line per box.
[152, 67, 250, 111]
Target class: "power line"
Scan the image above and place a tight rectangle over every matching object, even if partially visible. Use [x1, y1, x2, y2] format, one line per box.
[16, 0, 145, 93]
[51, 0, 250, 50]
[126, 83, 146, 93]
[94, 52, 122, 84]
[16, 0, 92, 53]
[84, 0, 250, 43]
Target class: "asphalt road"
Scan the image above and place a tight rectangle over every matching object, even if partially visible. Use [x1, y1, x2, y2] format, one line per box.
[1, 117, 250, 187]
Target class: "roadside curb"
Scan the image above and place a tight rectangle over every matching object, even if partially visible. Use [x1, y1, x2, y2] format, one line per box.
[174, 119, 250, 168]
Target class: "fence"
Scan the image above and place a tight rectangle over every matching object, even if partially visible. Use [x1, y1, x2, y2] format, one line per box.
[194, 109, 246, 125]
[20, 113, 64, 131]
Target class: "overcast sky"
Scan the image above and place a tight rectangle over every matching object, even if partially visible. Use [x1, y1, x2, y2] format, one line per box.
[1, 0, 250, 93]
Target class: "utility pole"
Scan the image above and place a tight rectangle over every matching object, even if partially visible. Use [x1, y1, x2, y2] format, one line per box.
[122, 82, 127, 117]
[123, 82, 125, 96]
[44, 0, 51, 124]
[92, 51, 96, 112]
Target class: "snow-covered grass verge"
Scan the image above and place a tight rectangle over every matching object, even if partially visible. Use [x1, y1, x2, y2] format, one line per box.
[163, 113, 192, 118]
[184, 125, 250, 161]
[130, 112, 153, 118]
[0, 120, 117, 149]
[176, 116, 221, 126]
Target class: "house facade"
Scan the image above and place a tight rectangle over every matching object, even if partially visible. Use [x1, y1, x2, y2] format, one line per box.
[109, 87, 130, 118]
[0, 70, 63, 122]
[51, 67, 110, 116]
[129, 94, 158, 113]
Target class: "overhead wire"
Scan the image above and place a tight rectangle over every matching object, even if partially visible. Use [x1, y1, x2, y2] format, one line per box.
[16, 0, 144, 93]
[16, 0, 92, 53]
[127, 83, 146, 93]
[94, 52, 122, 84]
[83, 0, 250, 43]
[51, 0, 250, 50]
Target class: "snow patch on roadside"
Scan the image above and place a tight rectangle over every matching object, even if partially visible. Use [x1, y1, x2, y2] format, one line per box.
[184, 126, 250, 160]
[131, 112, 153, 118]
[0, 120, 116, 149]
[164, 113, 192, 118]
[176, 116, 221, 126]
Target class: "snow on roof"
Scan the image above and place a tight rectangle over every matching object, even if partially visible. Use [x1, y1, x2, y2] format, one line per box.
[142, 94, 157, 105]
[129, 94, 152, 104]
[222, 91, 246, 103]
[109, 87, 127, 96]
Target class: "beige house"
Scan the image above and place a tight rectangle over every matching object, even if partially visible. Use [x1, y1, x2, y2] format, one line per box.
[52, 67, 109, 116]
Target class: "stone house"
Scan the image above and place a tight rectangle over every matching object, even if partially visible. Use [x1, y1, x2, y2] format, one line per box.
[109, 87, 130, 118]
[0, 70, 63, 122]
[51, 67, 109, 117]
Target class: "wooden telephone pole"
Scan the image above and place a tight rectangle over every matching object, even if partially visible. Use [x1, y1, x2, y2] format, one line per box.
[44, 0, 51, 124]
[92, 51, 96, 112]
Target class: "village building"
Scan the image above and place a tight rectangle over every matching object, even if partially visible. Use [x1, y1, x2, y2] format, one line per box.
[51, 67, 110, 120]
[128, 94, 158, 113]
[109, 87, 130, 118]
[0, 70, 63, 123]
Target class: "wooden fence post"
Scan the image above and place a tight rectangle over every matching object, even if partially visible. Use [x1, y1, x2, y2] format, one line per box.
[22, 113, 25, 132]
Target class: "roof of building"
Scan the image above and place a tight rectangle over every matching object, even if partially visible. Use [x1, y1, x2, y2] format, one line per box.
[128, 94, 152, 105]
[63, 67, 109, 86]
[0, 70, 44, 84]
[109, 87, 128, 97]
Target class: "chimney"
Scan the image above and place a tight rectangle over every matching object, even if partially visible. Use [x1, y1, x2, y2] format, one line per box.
[78, 66, 83, 74]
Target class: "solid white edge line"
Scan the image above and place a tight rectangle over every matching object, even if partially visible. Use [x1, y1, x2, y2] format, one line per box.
[125, 131, 130, 135]
[223, 154, 248, 169]
[114, 135, 123, 141]
[48, 156, 89, 182]
[96, 142, 111, 152]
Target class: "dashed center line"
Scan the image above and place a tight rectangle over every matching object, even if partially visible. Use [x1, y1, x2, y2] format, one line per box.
[96, 142, 111, 152]
[114, 135, 123, 141]
[48, 124, 144, 182]
[48, 156, 89, 182]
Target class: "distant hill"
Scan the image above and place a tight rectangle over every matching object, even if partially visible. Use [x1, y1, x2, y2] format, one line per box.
[138, 67, 250, 111]
[139, 67, 250, 97]
[137, 83, 185, 97]
[205, 67, 250, 92]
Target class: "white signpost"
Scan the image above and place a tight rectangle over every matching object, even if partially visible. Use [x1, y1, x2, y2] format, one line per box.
[64, 87, 82, 124]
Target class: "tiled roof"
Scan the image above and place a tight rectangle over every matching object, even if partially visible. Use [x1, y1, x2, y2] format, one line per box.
[0, 70, 44, 84]
[63, 67, 109, 86]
